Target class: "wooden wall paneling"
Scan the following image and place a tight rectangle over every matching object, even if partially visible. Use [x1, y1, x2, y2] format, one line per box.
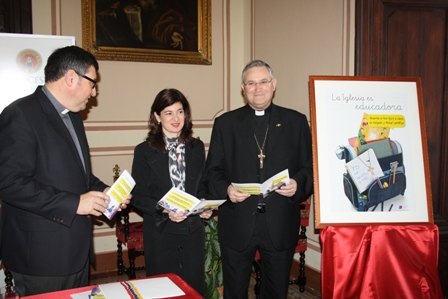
[355, 0, 448, 295]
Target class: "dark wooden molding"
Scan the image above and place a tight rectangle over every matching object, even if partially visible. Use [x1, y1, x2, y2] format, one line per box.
[355, 0, 448, 295]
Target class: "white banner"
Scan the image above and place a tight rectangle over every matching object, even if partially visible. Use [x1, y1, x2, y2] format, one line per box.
[0, 33, 75, 113]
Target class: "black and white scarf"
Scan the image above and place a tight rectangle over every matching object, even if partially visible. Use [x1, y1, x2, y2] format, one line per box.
[165, 136, 186, 191]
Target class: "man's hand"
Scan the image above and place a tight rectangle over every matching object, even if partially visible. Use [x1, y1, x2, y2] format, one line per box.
[118, 194, 132, 211]
[275, 178, 298, 197]
[227, 184, 250, 203]
[103, 187, 132, 212]
[77, 191, 110, 216]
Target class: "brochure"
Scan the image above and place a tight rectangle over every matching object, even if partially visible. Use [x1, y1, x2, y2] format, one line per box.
[158, 187, 226, 216]
[232, 169, 290, 197]
[103, 170, 136, 220]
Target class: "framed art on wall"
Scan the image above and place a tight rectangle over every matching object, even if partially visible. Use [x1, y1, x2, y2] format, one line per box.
[309, 76, 433, 228]
[81, 0, 211, 65]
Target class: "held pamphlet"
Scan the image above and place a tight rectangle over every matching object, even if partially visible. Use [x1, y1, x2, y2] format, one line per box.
[158, 187, 226, 216]
[232, 169, 290, 197]
[103, 170, 136, 220]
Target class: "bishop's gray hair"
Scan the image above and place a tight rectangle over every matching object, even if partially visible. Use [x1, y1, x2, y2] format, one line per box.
[241, 59, 275, 83]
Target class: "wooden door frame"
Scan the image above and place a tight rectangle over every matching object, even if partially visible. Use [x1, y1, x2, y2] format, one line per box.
[354, 0, 448, 295]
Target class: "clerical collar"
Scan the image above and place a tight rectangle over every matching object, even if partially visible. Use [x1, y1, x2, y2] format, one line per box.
[252, 104, 272, 117]
[42, 85, 68, 115]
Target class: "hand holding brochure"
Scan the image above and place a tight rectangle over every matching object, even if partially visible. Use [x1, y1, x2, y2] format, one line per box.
[103, 170, 136, 220]
[158, 187, 226, 216]
[232, 169, 290, 197]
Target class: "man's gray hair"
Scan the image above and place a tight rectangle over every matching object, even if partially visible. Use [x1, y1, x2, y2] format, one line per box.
[241, 59, 275, 83]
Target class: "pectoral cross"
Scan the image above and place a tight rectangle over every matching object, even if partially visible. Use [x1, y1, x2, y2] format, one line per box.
[258, 150, 266, 169]
[254, 127, 269, 170]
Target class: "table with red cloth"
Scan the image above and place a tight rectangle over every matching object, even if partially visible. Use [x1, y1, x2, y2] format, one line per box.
[320, 224, 444, 299]
[21, 273, 203, 299]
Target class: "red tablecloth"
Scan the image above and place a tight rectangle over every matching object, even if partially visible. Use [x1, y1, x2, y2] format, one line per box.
[320, 224, 443, 299]
[22, 273, 203, 299]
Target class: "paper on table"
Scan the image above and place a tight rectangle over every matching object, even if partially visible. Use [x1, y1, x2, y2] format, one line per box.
[99, 277, 185, 299]
[70, 290, 94, 299]
[232, 169, 290, 197]
[103, 169, 136, 219]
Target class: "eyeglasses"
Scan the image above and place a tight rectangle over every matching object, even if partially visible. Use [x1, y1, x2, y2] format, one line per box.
[75, 71, 97, 89]
[243, 79, 273, 89]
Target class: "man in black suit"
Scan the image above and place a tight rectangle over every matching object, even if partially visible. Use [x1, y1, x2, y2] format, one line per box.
[206, 59, 313, 299]
[0, 46, 128, 296]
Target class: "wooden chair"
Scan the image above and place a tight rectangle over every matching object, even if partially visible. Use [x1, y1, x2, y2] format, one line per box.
[253, 198, 311, 297]
[113, 164, 145, 279]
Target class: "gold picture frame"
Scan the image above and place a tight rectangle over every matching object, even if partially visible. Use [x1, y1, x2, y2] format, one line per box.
[81, 0, 211, 65]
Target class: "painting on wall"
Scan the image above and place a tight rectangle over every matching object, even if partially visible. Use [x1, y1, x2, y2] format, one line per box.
[309, 76, 433, 228]
[81, 0, 211, 64]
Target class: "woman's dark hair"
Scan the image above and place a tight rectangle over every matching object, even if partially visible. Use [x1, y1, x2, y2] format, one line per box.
[146, 88, 194, 152]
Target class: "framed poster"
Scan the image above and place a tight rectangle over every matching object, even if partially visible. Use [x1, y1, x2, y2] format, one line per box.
[309, 76, 433, 228]
[81, 0, 211, 65]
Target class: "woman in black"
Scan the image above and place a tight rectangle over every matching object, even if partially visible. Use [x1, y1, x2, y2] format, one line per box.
[131, 88, 212, 295]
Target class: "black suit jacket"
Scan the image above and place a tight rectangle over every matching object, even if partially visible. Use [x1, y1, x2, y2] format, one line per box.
[206, 104, 313, 251]
[131, 138, 207, 235]
[0, 86, 107, 276]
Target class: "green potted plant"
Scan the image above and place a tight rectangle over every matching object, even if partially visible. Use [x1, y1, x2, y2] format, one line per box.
[204, 216, 223, 299]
